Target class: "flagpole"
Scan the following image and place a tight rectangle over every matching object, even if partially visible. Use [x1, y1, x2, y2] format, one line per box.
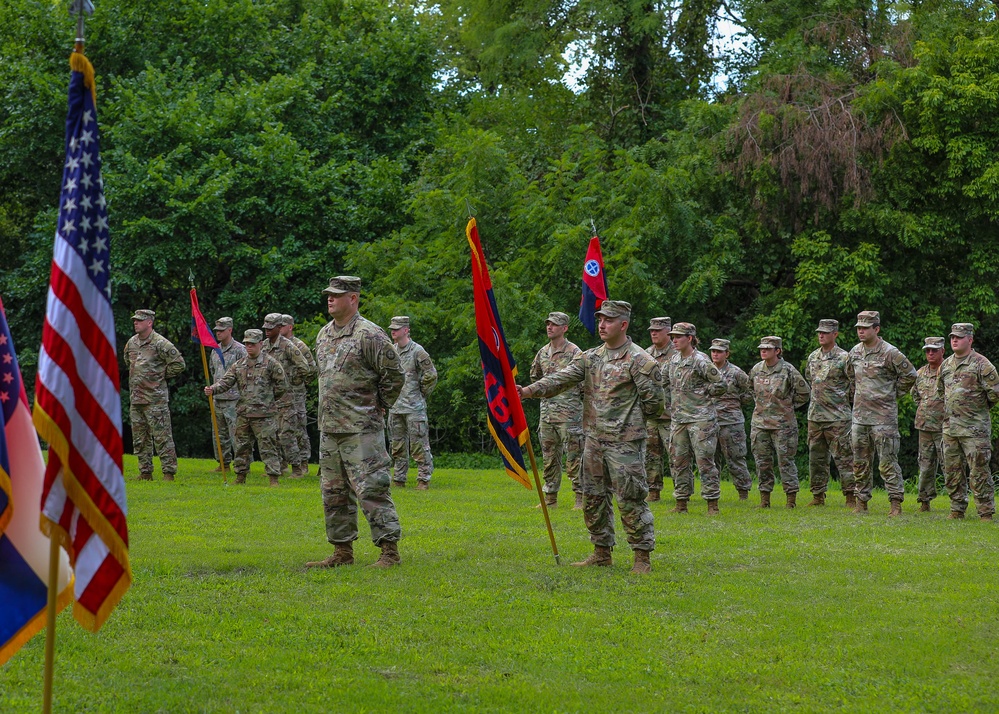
[199, 343, 227, 483]
[525, 436, 561, 565]
[42, 534, 60, 713]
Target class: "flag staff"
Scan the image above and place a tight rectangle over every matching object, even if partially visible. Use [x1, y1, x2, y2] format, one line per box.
[189, 271, 228, 483]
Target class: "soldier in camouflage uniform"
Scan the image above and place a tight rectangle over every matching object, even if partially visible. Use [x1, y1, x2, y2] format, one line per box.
[848, 310, 918, 516]
[205, 329, 286, 486]
[937, 323, 999, 520]
[644, 317, 675, 503]
[123, 309, 186, 481]
[750, 336, 810, 508]
[281, 314, 317, 476]
[519, 301, 663, 574]
[209, 317, 247, 472]
[804, 319, 855, 507]
[388, 316, 439, 490]
[664, 323, 726, 514]
[262, 313, 311, 478]
[708, 339, 754, 499]
[306, 276, 405, 569]
[529, 312, 583, 509]
[911, 337, 945, 512]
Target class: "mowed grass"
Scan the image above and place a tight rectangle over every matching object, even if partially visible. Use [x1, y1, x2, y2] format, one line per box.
[3, 455, 999, 713]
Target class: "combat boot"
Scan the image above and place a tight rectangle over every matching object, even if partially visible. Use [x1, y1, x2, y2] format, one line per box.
[786, 492, 797, 509]
[306, 543, 354, 568]
[888, 499, 902, 517]
[213, 463, 224, 473]
[918, 501, 930, 512]
[845, 493, 857, 509]
[948, 510, 965, 520]
[572, 546, 612, 567]
[806, 493, 825, 507]
[536, 492, 557, 509]
[737, 489, 749, 500]
[853, 499, 868, 514]
[136, 472, 153, 481]
[416, 481, 430, 491]
[290, 463, 308, 479]
[392, 480, 406, 488]
[707, 499, 720, 516]
[369, 541, 401, 568]
[631, 550, 652, 574]
[671, 499, 688, 514]
[759, 492, 771, 509]
[163, 473, 175, 482]
[574, 492, 584, 510]
[269, 475, 280, 487]
[647, 490, 661, 503]
[980, 514, 994, 522]
[233, 472, 247, 485]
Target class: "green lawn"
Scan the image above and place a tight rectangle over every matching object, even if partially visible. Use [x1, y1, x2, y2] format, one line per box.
[3, 456, 999, 712]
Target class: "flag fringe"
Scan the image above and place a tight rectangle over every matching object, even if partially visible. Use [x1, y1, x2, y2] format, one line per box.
[69, 52, 96, 106]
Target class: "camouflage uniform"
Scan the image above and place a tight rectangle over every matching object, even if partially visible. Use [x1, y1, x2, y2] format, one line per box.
[644, 336, 676, 496]
[315, 296, 404, 547]
[750, 346, 810, 495]
[664, 332, 726, 501]
[209, 334, 286, 479]
[938, 327, 999, 517]
[524, 325, 663, 552]
[209, 332, 248, 466]
[711, 356, 753, 493]
[389, 331, 439, 485]
[123, 321, 185, 478]
[530, 329, 583, 497]
[849, 327, 917, 504]
[261, 324, 311, 469]
[804, 336, 855, 498]
[911, 352, 944, 505]
[289, 333, 317, 464]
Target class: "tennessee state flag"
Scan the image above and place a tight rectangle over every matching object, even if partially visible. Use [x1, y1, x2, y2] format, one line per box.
[190, 288, 223, 366]
[579, 234, 609, 335]
[466, 218, 532, 489]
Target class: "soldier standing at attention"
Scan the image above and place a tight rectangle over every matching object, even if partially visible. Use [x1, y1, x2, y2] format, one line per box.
[204, 329, 286, 486]
[803, 319, 855, 508]
[750, 336, 810, 508]
[262, 313, 311, 478]
[911, 337, 946, 512]
[281, 314, 317, 476]
[388, 316, 439, 491]
[708, 339, 754, 500]
[209, 317, 247, 473]
[938, 323, 999, 521]
[664, 323, 725, 515]
[644, 317, 675, 503]
[306, 277, 404, 569]
[848, 311, 917, 516]
[519, 301, 664, 574]
[528, 312, 583, 509]
[123, 309, 185, 481]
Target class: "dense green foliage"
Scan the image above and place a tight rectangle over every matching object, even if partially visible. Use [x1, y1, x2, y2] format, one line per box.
[3, 0, 999, 461]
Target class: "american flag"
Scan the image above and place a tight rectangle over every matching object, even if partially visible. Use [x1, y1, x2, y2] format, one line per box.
[32, 52, 132, 631]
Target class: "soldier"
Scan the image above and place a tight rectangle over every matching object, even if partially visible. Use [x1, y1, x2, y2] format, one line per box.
[123, 309, 185, 481]
[204, 329, 286, 486]
[281, 314, 317, 475]
[803, 319, 855, 507]
[209, 317, 247, 472]
[708, 339, 754, 499]
[644, 317, 675, 503]
[849, 310, 918, 516]
[528, 312, 583, 509]
[306, 276, 404, 569]
[262, 313, 311, 478]
[750, 336, 810, 508]
[388, 316, 439, 491]
[938, 323, 999, 521]
[911, 337, 945, 512]
[518, 300, 663, 574]
[664, 323, 725, 515]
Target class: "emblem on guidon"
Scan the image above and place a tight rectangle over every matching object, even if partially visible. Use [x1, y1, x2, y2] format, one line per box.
[584, 259, 601, 277]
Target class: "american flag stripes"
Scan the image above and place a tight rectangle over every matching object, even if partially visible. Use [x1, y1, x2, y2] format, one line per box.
[32, 52, 132, 631]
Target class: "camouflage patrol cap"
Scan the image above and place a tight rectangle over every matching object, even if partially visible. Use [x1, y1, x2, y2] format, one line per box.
[855, 310, 880, 327]
[262, 312, 283, 329]
[950, 323, 975, 338]
[668, 322, 696, 336]
[131, 309, 155, 321]
[213, 317, 233, 331]
[243, 329, 264, 344]
[922, 337, 945, 350]
[595, 300, 632, 319]
[389, 316, 410, 330]
[709, 338, 731, 352]
[545, 312, 569, 326]
[758, 336, 783, 350]
[322, 275, 362, 295]
[816, 319, 839, 333]
[281, 314, 294, 325]
[648, 317, 672, 331]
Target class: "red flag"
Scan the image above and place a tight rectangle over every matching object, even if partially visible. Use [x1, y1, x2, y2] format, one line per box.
[579, 235, 609, 335]
[466, 218, 532, 488]
[190, 288, 223, 365]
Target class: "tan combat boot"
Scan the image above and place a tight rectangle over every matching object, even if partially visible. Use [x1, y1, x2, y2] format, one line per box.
[536, 492, 556, 509]
[631, 550, 652, 574]
[759, 492, 771, 509]
[573, 545, 613, 567]
[574, 492, 584, 510]
[888, 499, 902, 517]
[289, 463, 307, 479]
[786, 492, 797, 509]
[980, 514, 993, 522]
[233, 472, 247, 485]
[163, 473, 175, 482]
[707, 499, 720, 516]
[671, 499, 688, 514]
[306, 543, 354, 568]
[369, 541, 401, 568]
[647, 490, 661, 503]
[737, 489, 749, 500]
[948, 510, 964, 520]
[269, 475, 280, 487]
[213, 463, 224, 473]
[919, 501, 930, 512]
[845, 493, 857, 509]
[136, 472, 153, 481]
[416, 481, 430, 491]
[806, 493, 825, 507]
[853, 499, 868, 514]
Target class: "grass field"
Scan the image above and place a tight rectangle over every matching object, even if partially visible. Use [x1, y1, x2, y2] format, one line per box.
[3, 455, 999, 712]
